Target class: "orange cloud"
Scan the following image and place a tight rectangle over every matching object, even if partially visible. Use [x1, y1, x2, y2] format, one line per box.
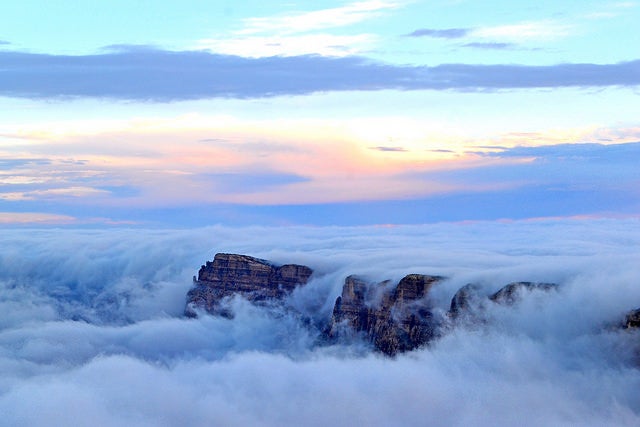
[3, 115, 639, 207]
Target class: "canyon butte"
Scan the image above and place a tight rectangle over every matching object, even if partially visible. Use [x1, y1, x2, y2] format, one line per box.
[186, 253, 640, 356]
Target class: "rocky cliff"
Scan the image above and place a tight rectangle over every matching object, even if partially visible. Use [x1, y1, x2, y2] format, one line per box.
[449, 281, 558, 320]
[325, 274, 443, 355]
[185, 253, 313, 317]
[624, 308, 640, 328]
[185, 253, 636, 357]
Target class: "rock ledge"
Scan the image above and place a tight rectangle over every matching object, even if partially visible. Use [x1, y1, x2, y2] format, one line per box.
[185, 253, 313, 317]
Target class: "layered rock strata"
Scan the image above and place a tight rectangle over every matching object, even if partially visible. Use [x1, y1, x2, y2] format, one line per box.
[185, 253, 313, 317]
[326, 274, 443, 356]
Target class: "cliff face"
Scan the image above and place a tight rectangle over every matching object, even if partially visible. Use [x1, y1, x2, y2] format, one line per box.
[624, 308, 640, 328]
[489, 281, 558, 305]
[185, 253, 313, 317]
[326, 274, 443, 356]
[184, 252, 637, 358]
[449, 281, 558, 322]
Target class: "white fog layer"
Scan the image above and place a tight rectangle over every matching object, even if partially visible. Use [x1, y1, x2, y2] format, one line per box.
[1, 219, 639, 426]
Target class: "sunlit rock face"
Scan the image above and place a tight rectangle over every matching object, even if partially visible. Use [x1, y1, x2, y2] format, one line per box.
[185, 253, 313, 317]
[326, 274, 444, 356]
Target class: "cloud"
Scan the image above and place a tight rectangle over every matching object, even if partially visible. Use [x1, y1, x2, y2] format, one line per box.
[197, 33, 376, 58]
[0, 158, 51, 168]
[584, 1, 637, 19]
[238, 1, 401, 35]
[1, 221, 640, 425]
[406, 28, 471, 38]
[406, 142, 640, 217]
[462, 42, 515, 50]
[472, 20, 573, 41]
[197, 172, 311, 195]
[1, 48, 638, 101]
[0, 186, 111, 201]
[2, 131, 638, 225]
[369, 146, 408, 152]
[0, 212, 76, 224]
[482, 141, 640, 161]
[197, 1, 400, 57]
[407, 20, 572, 43]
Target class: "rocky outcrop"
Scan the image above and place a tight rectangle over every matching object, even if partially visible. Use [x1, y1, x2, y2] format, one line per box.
[449, 283, 482, 318]
[326, 274, 443, 356]
[448, 281, 558, 321]
[624, 308, 640, 329]
[489, 281, 558, 305]
[185, 253, 640, 358]
[185, 253, 313, 317]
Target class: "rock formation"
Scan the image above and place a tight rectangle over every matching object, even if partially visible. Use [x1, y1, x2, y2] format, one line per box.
[624, 308, 640, 328]
[184, 252, 639, 358]
[326, 274, 443, 356]
[448, 281, 558, 321]
[185, 253, 313, 317]
[489, 281, 558, 305]
[448, 283, 483, 319]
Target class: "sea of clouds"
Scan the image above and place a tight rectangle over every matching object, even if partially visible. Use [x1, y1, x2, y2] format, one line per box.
[1, 219, 640, 426]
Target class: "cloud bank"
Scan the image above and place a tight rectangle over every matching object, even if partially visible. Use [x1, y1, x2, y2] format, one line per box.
[2, 141, 637, 225]
[0, 48, 638, 101]
[1, 220, 640, 425]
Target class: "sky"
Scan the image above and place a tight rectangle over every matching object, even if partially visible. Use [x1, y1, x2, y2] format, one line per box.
[1, 0, 639, 226]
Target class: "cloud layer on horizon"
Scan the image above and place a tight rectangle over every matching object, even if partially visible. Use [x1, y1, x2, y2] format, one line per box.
[1, 48, 639, 101]
[2, 140, 638, 225]
[1, 221, 640, 425]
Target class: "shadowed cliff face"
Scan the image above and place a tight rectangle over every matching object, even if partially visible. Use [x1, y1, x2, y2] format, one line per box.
[624, 308, 640, 328]
[326, 274, 443, 356]
[185, 253, 313, 317]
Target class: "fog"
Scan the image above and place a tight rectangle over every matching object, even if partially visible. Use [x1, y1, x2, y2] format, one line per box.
[1, 219, 640, 426]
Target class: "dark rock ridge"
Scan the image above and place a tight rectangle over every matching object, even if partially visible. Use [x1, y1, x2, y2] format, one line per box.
[449, 281, 558, 322]
[186, 253, 636, 357]
[325, 274, 443, 356]
[489, 281, 558, 305]
[624, 308, 640, 329]
[185, 253, 313, 317]
[449, 283, 483, 318]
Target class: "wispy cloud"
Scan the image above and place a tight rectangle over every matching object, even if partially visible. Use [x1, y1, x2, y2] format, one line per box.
[0, 186, 110, 201]
[461, 42, 515, 50]
[585, 1, 637, 19]
[1, 48, 638, 101]
[198, 0, 401, 57]
[197, 33, 375, 58]
[472, 20, 573, 41]
[407, 19, 574, 47]
[406, 28, 470, 39]
[369, 146, 408, 152]
[0, 212, 76, 224]
[238, 1, 401, 35]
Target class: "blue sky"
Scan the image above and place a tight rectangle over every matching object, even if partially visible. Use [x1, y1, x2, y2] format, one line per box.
[1, 0, 639, 226]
